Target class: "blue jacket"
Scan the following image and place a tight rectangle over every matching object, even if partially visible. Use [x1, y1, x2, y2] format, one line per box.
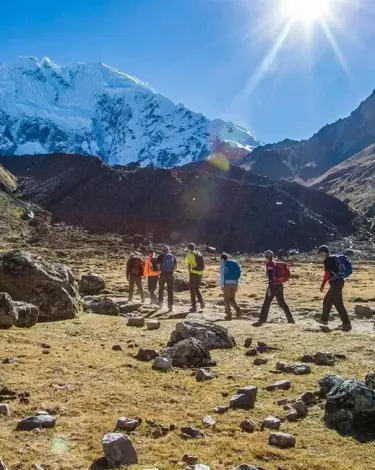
[220, 260, 241, 288]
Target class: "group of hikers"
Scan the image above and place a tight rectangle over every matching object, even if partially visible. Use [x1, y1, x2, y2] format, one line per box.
[126, 243, 353, 331]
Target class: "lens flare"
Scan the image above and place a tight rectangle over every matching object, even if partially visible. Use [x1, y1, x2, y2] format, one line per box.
[279, 0, 331, 24]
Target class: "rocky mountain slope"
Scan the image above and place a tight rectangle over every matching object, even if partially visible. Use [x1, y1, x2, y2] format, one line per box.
[243, 90, 375, 180]
[0, 57, 261, 167]
[311, 143, 375, 215]
[0, 154, 358, 252]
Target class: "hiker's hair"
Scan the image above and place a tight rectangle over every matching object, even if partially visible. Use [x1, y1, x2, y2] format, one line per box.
[187, 243, 195, 251]
[221, 254, 228, 261]
[318, 245, 330, 254]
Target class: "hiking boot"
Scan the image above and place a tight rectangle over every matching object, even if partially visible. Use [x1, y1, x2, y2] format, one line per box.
[168, 307, 174, 313]
[315, 319, 328, 326]
[189, 307, 198, 313]
[200, 302, 206, 310]
[288, 319, 296, 324]
[253, 321, 265, 327]
[235, 310, 242, 319]
[338, 323, 352, 332]
[225, 314, 232, 321]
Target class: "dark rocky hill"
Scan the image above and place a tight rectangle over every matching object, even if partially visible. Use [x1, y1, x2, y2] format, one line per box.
[0, 154, 359, 252]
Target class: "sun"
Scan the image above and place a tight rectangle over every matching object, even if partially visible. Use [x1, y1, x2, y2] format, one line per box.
[279, 0, 331, 25]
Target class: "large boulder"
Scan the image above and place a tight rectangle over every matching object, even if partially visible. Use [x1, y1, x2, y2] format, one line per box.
[319, 375, 375, 439]
[168, 320, 236, 350]
[86, 297, 120, 315]
[79, 273, 105, 295]
[0, 292, 17, 329]
[0, 251, 79, 321]
[102, 433, 138, 466]
[163, 338, 213, 368]
[14, 301, 39, 328]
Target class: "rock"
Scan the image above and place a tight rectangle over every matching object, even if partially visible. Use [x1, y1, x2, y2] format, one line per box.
[365, 372, 375, 390]
[42, 343, 51, 349]
[269, 432, 296, 449]
[35, 414, 55, 428]
[203, 415, 216, 426]
[180, 426, 203, 439]
[79, 273, 105, 295]
[112, 345, 123, 351]
[16, 416, 42, 431]
[194, 465, 210, 470]
[120, 303, 143, 314]
[319, 375, 375, 437]
[277, 398, 289, 406]
[265, 380, 292, 391]
[257, 342, 278, 353]
[0, 404, 10, 416]
[0, 250, 79, 321]
[297, 391, 317, 406]
[277, 363, 312, 375]
[245, 348, 258, 357]
[196, 369, 214, 382]
[230, 386, 258, 410]
[253, 358, 268, 366]
[168, 320, 235, 350]
[354, 305, 375, 319]
[300, 354, 314, 363]
[206, 246, 217, 253]
[0, 292, 17, 329]
[3, 357, 17, 364]
[244, 338, 253, 348]
[102, 432, 138, 466]
[232, 466, 266, 470]
[87, 297, 120, 315]
[240, 419, 257, 433]
[183, 454, 199, 465]
[146, 320, 160, 330]
[334, 354, 347, 360]
[117, 417, 139, 432]
[127, 317, 145, 327]
[136, 348, 160, 362]
[32, 466, 45, 470]
[286, 409, 299, 422]
[174, 278, 190, 292]
[292, 401, 308, 418]
[314, 352, 336, 366]
[152, 357, 172, 372]
[275, 362, 287, 371]
[213, 405, 228, 414]
[13, 301, 39, 328]
[0, 458, 9, 470]
[163, 338, 213, 368]
[262, 416, 281, 430]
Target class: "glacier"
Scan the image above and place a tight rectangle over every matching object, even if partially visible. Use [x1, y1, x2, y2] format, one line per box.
[0, 56, 262, 166]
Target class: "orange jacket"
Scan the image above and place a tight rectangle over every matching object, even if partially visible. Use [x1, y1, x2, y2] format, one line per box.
[144, 258, 160, 277]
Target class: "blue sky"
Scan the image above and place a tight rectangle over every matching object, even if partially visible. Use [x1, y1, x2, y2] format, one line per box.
[1, 0, 375, 143]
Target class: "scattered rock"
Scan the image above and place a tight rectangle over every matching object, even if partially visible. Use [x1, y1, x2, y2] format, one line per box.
[152, 357, 172, 372]
[42, 343, 51, 349]
[240, 419, 257, 433]
[163, 338, 214, 368]
[174, 278, 190, 292]
[0, 250, 80, 321]
[365, 372, 375, 390]
[314, 352, 336, 366]
[269, 432, 296, 449]
[277, 362, 312, 375]
[253, 358, 268, 366]
[292, 401, 308, 418]
[257, 342, 278, 353]
[183, 454, 199, 466]
[16, 416, 42, 431]
[0, 292, 17, 329]
[245, 348, 258, 357]
[286, 409, 298, 422]
[354, 305, 375, 319]
[262, 416, 281, 430]
[196, 369, 214, 382]
[168, 320, 235, 350]
[230, 386, 258, 410]
[232, 466, 266, 470]
[0, 458, 9, 470]
[334, 354, 347, 360]
[300, 354, 314, 363]
[146, 320, 160, 330]
[117, 417, 139, 432]
[203, 415, 216, 426]
[13, 301, 39, 328]
[297, 391, 317, 406]
[86, 297, 120, 315]
[136, 348, 160, 362]
[112, 345, 123, 351]
[180, 426, 203, 439]
[102, 432, 138, 466]
[213, 405, 229, 414]
[3, 357, 17, 364]
[277, 398, 289, 406]
[265, 380, 292, 391]
[120, 303, 143, 314]
[127, 317, 145, 327]
[79, 273, 105, 295]
[0, 404, 10, 416]
[244, 338, 253, 348]
[32, 466, 45, 470]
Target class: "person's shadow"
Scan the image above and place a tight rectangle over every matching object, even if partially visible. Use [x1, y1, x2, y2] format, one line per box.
[90, 457, 109, 470]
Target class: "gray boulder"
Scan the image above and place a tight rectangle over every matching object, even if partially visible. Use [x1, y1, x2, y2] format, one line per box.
[102, 433, 138, 466]
[262, 416, 281, 430]
[16, 414, 55, 431]
[168, 320, 235, 350]
[365, 372, 375, 390]
[0, 250, 79, 321]
[269, 432, 296, 448]
[86, 297, 120, 315]
[152, 357, 172, 372]
[196, 369, 214, 382]
[354, 305, 375, 318]
[240, 419, 257, 433]
[230, 386, 258, 410]
[0, 292, 17, 329]
[319, 375, 375, 438]
[14, 301, 39, 328]
[79, 273, 105, 295]
[163, 338, 213, 368]
[136, 348, 160, 362]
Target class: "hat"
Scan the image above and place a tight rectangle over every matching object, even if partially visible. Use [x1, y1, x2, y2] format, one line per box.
[162, 245, 170, 253]
[265, 250, 274, 258]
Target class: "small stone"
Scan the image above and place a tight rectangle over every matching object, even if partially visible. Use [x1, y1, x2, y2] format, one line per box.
[297, 391, 317, 406]
[230, 386, 258, 410]
[269, 432, 296, 449]
[245, 348, 258, 357]
[232, 465, 266, 470]
[203, 415, 216, 426]
[146, 320, 160, 330]
[314, 352, 335, 366]
[152, 357, 172, 371]
[365, 372, 375, 390]
[0, 404, 10, 416]
[196, 369, 214, 382]
[265, 380, 291, 391]
[117, 417, 139, 432]
[253, 358, 268, 366]
[277, 399, 288, 406]
[42, 344, 51, 349]
[3, 357, 17, 364]
[127, 317, 145, 327]
[16, 416, 42, 431]
[183, 454, 199, 465]
[275, 362, 287, 371]
[244, 338, 253, 348]
[334, 353, 347, 360]
[42, 350, 50, 355]
[213, 405, 229, 414]
[286, 409, 299, 422]
[136, 348, 159, 362]
[240, 419, 257, 433]
[257, 342, 278, 353]
[292, 400, 308, 418]
[262, 416, 281, 430]
[102, 432, 138, 466]
[300, 354, 314, 363]
[112, 344, 123, 351]
[180, 426, 203, 439]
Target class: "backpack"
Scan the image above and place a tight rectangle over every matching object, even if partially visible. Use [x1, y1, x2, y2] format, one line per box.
[162, 253, 175, 273]
[194, 252, 205, 272]
[132, 257, 144, 276]
[225, 260, 241, 281]
[275, 262, 290, 284]
[150, 258, 159, 273]
[332, 255, 353, 280]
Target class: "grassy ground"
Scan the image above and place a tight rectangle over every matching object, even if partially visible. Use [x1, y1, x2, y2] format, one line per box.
[1, 249, 375, 470]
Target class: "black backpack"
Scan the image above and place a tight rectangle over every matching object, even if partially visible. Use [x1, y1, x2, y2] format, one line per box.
[194, 252, 205, 272]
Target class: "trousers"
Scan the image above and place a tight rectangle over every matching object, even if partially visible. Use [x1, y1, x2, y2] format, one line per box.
[189, 273, 204, 307]
[128, 275, 144, 302]
[158, 273, 174, 309]
[259, 284, 294, 323]
[322, 279, 351, 325]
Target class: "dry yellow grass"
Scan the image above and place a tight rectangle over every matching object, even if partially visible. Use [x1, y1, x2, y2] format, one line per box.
[1, 249, 375, 470]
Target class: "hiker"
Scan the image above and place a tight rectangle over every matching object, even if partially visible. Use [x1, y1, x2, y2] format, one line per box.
[144, 250, 160, 305]
[186, 243, 205, 313]
[220, 254, 242, 320]
[254, 250, 295, 326]
[316, 245, 352, 331]
[157, 246, 177, 312]
[126, 253, 145, 303]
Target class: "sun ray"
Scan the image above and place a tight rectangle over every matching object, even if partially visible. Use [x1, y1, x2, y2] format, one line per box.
[320, 19, 350, 73]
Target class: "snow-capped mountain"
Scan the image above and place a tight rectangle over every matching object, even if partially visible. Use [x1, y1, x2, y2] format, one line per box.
[0, 57, 261, 166]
